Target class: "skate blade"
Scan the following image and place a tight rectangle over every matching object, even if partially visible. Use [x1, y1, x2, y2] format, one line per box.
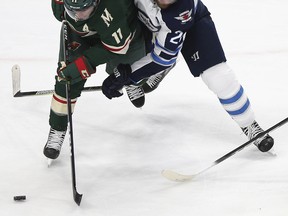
[267, 148, 277, 157]
[47, 159, 53, 167]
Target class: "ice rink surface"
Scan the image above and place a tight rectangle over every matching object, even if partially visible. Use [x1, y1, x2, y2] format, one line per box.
[0, 0, 287, 215]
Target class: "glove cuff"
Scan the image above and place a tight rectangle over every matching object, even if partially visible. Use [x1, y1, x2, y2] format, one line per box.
[74, 56, 95, 79]
[113, 64, 132, 85]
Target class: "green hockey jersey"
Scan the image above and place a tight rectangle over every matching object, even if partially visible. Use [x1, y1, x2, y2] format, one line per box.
[51, 0, 142, 68]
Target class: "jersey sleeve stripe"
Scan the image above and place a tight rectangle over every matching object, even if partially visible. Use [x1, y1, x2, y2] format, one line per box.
[155, 38, 182, 55]
[151, 51, 177, 66]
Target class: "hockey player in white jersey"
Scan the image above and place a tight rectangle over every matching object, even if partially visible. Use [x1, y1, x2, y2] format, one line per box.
[101, 0, 274, 152]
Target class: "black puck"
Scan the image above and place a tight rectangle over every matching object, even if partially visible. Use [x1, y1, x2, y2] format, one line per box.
[14, 195, 26, 201]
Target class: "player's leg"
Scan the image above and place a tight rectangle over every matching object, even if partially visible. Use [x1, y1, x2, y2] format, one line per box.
[201, 63, 274, 152]
[44, 78, 86, 159]
[140, 24, 173, 94]
[44, 29, 89, 160]
[181, 6, 273, 152]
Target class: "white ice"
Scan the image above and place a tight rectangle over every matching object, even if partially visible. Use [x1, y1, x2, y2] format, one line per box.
[0, 0, 288, 215]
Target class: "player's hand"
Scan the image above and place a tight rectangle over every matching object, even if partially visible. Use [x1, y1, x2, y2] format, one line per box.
[102, 64, 132, 99]
[57, 56, 95, 84]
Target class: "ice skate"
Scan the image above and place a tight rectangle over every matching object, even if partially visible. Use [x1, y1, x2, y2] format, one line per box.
[142, 70, 168, 94]
[43, 128, 66, 160]
[242, 121, 274, 152]
[142, 64, 174, 94]
[125, 85, 145, 108]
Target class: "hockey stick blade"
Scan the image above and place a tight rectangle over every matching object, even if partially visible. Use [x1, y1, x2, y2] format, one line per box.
[161, 170, 196, 182]
[162, 117, 288, 182]
[12, 64, 21, 97]
[46, 146, 83, 206]
[73, 189, 83, 206]
[12, 64, 101, 97]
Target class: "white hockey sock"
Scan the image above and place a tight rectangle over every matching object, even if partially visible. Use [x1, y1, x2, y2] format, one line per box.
[201, 63, 255, 128]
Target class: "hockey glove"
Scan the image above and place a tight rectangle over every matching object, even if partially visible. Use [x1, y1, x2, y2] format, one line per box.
[102, 64, 132, 99]
[57, 56, 95, 84]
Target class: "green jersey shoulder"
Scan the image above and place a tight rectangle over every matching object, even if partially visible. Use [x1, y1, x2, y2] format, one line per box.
[51, 0, 138, 55]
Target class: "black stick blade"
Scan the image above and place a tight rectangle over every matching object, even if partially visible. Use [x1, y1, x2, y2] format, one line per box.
[73, 189, 83, 206]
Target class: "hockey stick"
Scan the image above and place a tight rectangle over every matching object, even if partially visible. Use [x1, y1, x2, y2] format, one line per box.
[162, 117, 288, 182]
[62, 20, 83, 206]
[11, 64, 102, 97]
[66, 79, 82, 205]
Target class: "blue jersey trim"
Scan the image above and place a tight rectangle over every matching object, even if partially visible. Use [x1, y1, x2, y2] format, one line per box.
[155, 38, 182, 55]
[151, 51, 177, 66]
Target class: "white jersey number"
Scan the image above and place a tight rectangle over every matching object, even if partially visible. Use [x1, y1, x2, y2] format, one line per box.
[170, 31, 183, 44]
[112, 28, 123, 44]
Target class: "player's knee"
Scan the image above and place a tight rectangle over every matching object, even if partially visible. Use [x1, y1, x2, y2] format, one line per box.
[201, 62, 240, 98]
[51, 93, 77, 115]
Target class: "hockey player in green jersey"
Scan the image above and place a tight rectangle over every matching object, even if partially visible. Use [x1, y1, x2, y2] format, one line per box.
[43, 0, 146, 160]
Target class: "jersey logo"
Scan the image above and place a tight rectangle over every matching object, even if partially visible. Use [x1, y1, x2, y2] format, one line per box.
[80, 69, 90, 79]
[191, 51, 200, 61]
[174, 10, 193, 24]
[68, 41, 81, 51]
[101, 8, 113, 27]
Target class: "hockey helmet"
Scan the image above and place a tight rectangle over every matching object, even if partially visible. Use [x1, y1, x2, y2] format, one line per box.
[64, 0, 100, 21]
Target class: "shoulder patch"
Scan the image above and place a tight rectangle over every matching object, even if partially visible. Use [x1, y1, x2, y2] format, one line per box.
[174, 9, 193, 24]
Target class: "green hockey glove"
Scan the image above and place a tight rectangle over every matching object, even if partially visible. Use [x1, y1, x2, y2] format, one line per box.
[57, 56, 96, 84]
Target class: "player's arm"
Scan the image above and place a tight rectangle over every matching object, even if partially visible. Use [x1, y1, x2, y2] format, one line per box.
[128, 28, 185, 83]
[58, 18, 136, 83]
[101, 28, 185, 99]
[51, 0, 65, 22]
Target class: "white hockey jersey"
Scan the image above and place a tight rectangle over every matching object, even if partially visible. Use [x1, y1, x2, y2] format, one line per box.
[129, 0, 199, 83]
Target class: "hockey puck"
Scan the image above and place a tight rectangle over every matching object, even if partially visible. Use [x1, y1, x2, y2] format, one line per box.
[13, 195, 26, 201]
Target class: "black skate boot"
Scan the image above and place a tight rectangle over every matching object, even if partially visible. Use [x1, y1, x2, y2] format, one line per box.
[242, 121, 274, 152]
[43, 128, 66, 159]
[142, 70, 168, 94]
[125, 85, 145, 108]
[142, 64, 174, 94]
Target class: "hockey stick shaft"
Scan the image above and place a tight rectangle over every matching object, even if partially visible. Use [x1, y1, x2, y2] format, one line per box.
[62, 20, 83, 205]
[214, 117, 288, 164]
[12, 63, 101, 97]
[162, 116, 288, 181]
[197, 117, 288, 175]
[13, 86, 101, 97]
[66, 80, 82, 205]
